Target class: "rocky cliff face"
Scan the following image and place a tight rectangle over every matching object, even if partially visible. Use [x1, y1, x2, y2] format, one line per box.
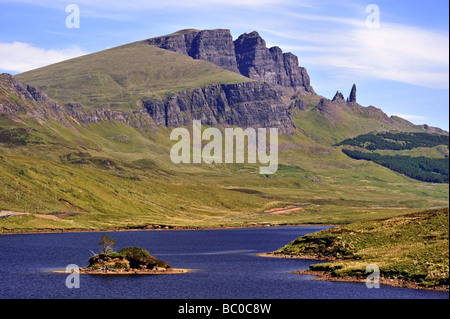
[142, 81, 295, 133]
[0, 73, 156, 130]
[234, 31, 314, 93]
[2, 74, 295, 133]
[0, 73, 66, 120]
[64, 104, 155, 128]
[146, 29, 239, 73]
[145, 29, 314, 93]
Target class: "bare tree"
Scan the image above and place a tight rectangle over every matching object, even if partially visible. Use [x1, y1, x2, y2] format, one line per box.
[98, 234, 117, 254]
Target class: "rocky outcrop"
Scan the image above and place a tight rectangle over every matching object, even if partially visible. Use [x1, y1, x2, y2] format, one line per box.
[234, 31, 314, 93]
[0, 73, 157, 130]
[13, 81, 52, 104]
[347, 84, 357, 103]
[145, 29, 197, 55]
[64, 103, 155, 128]
[142, 81, 295, 133]
[332, 91, 346, 104]
[145, 29, 315, 93]
[146, 29, 239, 73]
[0, 73, 66, 120]
[190, 30, 240, 73]
[313, 98, 342, 125]
[290, 99, 307, 111]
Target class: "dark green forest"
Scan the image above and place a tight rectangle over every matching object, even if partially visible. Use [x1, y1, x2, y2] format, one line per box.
[335, 132, 449, 151]
[337, 132, 449, 183]
[342, 149, 449, 183]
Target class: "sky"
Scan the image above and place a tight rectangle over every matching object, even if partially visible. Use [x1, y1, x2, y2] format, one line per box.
[0, 0, 448, 130]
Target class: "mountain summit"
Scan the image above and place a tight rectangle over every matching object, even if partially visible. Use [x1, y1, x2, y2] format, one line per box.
[146, 29, 314, 93]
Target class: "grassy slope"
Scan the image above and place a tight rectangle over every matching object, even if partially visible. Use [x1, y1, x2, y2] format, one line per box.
[1, 115, 448, 232]
[275, 208, 449, 288]
[0, 39, 448, 232]
[16, 41, 252, 111]
[376, 145, 449, 158]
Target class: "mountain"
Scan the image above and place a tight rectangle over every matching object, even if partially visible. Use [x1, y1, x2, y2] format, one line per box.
[1, 29, 448, 233]
[146, 29, 314, 92]
[15, 28, 445, 137]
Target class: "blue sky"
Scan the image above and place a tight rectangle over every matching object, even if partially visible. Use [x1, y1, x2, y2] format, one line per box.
[0, 0, 448, 130]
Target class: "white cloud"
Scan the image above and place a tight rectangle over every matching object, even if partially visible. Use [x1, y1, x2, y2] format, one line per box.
[0, 42, 87, 73]
[5, 0, 307, 9]
[1, 1, 448, 90]
[388, 113, 428, 121]
[346, 23, 449, 89]
[262, 15, 449, 90]
[1, 0, 313, 20]
[286, 11, 365, 28]
[227, 7, 449, 90]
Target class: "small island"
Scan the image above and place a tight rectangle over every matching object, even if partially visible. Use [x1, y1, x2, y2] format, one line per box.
[62, 234, 190, 275]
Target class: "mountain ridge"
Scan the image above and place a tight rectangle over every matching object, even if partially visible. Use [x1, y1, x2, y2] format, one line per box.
[14, 29, 447, 137]
[146, 29, 315, 93]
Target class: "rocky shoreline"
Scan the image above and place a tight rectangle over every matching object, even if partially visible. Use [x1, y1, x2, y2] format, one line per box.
[294, 269, 449, 292]
[52, 268, 191, 275]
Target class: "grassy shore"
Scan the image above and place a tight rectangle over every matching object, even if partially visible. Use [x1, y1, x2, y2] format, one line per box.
[272, 208, 449, 290]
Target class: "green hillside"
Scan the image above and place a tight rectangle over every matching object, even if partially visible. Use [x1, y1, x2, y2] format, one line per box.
[1, 108, 447, 232]
[335, 132, 449, 183]
[16, 41, 252, 111]
[274, 208, 449, 288]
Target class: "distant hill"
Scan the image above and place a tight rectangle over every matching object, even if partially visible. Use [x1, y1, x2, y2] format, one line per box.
[16, 41, 252, 111]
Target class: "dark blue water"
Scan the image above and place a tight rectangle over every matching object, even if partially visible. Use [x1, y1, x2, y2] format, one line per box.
[0, 226, 447, 299]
